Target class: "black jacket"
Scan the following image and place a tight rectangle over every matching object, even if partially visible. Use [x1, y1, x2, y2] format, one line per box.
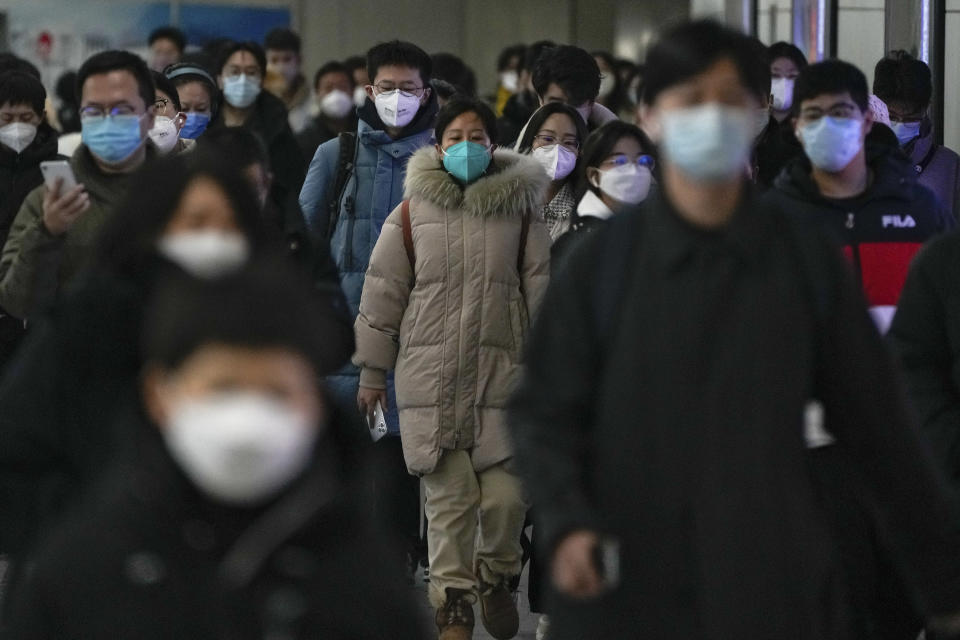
[0, 122, 61, 251]
[496, 90, 538, 148]
[889, 229, 960, 491]
[763, 144, 953, 331]
[753, 115, 802, 190]
[509, 189, 960, 639]
[6, 421, 427, 640]
[296, 112, 358, 167]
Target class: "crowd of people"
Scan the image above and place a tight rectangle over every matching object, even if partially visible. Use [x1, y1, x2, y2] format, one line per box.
[0, 15, 958, 640]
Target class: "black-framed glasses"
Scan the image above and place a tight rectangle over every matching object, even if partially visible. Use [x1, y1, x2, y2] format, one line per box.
[369, 82, 426, 98]
[533, 134, 580, 152]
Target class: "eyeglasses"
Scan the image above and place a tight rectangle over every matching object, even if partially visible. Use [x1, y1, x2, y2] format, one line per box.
[533, 134, 580, 152]
[601, 153, 655, 170]
[79, 104, 140, 120]
[369, 82, 427, 98]
[153, 98, 170, 113]
[798, 102, 860, 122]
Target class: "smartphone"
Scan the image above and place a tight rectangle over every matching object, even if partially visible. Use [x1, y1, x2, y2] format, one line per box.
[367, 400, 388, 442]
[40, 160, 78, 193]
[592, 536, 621, 591]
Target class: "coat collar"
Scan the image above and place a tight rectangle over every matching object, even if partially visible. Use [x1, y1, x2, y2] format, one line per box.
[404, 146, 549, 218]
[576, 190, 615, 220]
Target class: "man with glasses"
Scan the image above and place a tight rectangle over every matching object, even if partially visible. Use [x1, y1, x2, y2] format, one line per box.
[0, 50, 156, 320]
[299, 39, 439, 580]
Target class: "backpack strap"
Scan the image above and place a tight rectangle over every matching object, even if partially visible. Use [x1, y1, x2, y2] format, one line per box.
[324, 132, 357, 239]
[401, 199, 415, 271]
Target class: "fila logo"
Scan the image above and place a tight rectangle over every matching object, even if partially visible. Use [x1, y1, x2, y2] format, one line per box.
[882, 215, 917, 228]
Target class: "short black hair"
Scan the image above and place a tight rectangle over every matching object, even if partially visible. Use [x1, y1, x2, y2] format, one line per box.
[434, 96, 497, 145]
[217, 41, 266, 77]
[142, 260, 354, 379]
[264, 27, 301, 55]
[200, 126, 270, 171]
[532, 45, 601, 106]
[520, 41, 556, 74]
[55, 70, 78, 104]
[431, 79, 459, 103]
[344, 55, 367, 74]
[516, 102, 589, 155]
[642, 20, 768, 107]
[77, 50, 155, 111]
[0, 53, 41, 80]
[431, 53, 477, 97]
[578, 120, 656, 197]
[151, 70, 181, 112]
[148, 26, 186, 53]
[0, 71, 46, 115]
[794, 59, 869, 114]
[873, 50, 932, 113]
[313, 61, 353, 91]
[366, 40, 432, 86]
[165, 62, 219, 117]
[497, 45, 526, 72]
[767, 41, 808, 71]
[745, 36, 772, 101]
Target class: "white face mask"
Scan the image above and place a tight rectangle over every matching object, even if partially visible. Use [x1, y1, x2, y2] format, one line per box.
[319, 89, 354, 119]
[0, 122, 37, 154]
[532, 144, 577, 181]
[593, 163, 652, 205]
[158, 231, 250, 279]
[598, 74, 616, 98]
[374, 89, 420, 128]
[797, 116, 864, 173]
[353, 86, 368, 108]
[222, 74, 261, 109]
[148, 116, 180, 154]
[500, 70, 519, 93]
[162, 391, 318, 505]
[660, 103, 752, 182]
[771, 77, 795, 112]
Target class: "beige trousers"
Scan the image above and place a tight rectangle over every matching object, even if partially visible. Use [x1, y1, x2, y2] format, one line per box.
[422, 449, 527, 608]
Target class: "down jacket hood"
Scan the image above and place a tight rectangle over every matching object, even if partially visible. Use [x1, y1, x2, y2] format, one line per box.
[404, 147, 549, 219]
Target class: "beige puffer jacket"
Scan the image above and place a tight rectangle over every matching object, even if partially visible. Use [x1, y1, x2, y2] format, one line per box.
[353, 147, 551, 475]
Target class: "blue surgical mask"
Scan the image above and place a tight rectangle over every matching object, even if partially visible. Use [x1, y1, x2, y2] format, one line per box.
[660, 103, 752, 182]
[180, 112, 211, 139]
[798, 116, 863, 172]
[222, 74, 261, 109]
[442, 141, 491, 184]
[891, 121, 922, 147]
[81, 113, 146, 164]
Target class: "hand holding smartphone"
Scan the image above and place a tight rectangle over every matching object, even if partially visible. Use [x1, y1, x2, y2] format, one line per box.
[367, 400, 388, 442]
[40, 160, 78, 193]
[39, 160, 89, 236]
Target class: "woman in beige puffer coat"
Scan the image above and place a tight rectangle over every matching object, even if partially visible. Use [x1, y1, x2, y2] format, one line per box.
[354, 97, 550, 640]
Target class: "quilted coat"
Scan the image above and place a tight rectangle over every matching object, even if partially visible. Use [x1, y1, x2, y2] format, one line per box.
[353, 147, 550, 475]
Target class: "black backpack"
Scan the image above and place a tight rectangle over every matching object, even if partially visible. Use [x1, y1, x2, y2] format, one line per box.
[322, 132, 358, 240]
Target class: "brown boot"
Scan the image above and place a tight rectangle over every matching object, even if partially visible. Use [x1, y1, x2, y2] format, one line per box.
[478, 578, 519, 639]
[436, 587, 475, 640]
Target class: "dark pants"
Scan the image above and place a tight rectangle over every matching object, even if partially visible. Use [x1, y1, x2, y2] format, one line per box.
[370, 435, 422, 570]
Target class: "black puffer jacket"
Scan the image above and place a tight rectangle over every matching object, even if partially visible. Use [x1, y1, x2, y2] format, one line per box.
[0, 122, 61, 251]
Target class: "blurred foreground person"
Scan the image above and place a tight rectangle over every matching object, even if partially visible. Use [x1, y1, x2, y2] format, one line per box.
[354, 96, 549, 640]
[7, 264, 425, 639]
[510, 20, 960, 640]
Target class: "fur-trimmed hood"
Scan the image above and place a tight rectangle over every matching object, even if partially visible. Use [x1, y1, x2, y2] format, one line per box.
[404, 147, 549, 218]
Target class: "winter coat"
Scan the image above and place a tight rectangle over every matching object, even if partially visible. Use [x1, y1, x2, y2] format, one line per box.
[298, 94, 438, 434]
[509, 188, 960, 639]
[208, 90, 305, 217]
[0, 144, 153, 319]
[752, 115, 802, 190]
[353, 147, 550, 476]
[763, 144, 953, 333]
[6, 421, 427, 640]
[903, 123, 960, 223]
[889, 229, 960, 491]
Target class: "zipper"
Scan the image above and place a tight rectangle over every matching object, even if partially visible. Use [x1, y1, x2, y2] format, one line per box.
[453, 212, 467, 448]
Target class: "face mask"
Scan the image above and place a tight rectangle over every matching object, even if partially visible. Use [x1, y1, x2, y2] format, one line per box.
[500, 70, 519, 93]
[158, 231, 250, 279]
[0, 122, 37, 154]
[374, 89, 420, 128]
[532, 144, 577, 181]
[660, 103, 752, 182]
[148, 115, 179, 154]
[891, 121, 922, 146]
[592, 163, 652, 205]
[798, 116, 863, 172]
[751, 107, 771, 139]
[222, 74, 261, 109]
[320, 89, 354, 119]
[268, 61, 299, 85]
[82, 113, 146, 164]
[162, 392, 318, 505]
[771, 77, 795, 112]
[598, 74, 616, 98]
[180, 112, 210, 140]
[353, 86, 368, 108]
[442, 141, 491, 183]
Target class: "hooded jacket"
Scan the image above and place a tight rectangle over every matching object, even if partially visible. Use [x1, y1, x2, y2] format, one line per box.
[353, 148, 550, 475]
[763, 144, 953, 332]
[903, 120, 960, 223]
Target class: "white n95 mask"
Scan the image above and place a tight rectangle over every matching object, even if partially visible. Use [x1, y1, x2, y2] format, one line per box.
[593, 163, 652, 205]
[0, 122, 37, 154]
[532, 144, 577, 181]
[374, 90, 420, 128]
[158, 231, 250, 279]
[148, 116, 180, 154]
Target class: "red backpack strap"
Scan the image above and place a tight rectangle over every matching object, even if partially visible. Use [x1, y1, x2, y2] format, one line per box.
[401, 199, 415, 271]
[517, 213, 530, 274]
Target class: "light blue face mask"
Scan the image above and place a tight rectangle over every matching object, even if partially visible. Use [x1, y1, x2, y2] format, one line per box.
[81, 114, 146, 164]
[660, 103, 752, 182]
[890, 121, 922, 147]
[180, 112, 211, 139]
[798, 116, 863, 172]
[222, 74, 261, 109]
[442, 141, 491, 184]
